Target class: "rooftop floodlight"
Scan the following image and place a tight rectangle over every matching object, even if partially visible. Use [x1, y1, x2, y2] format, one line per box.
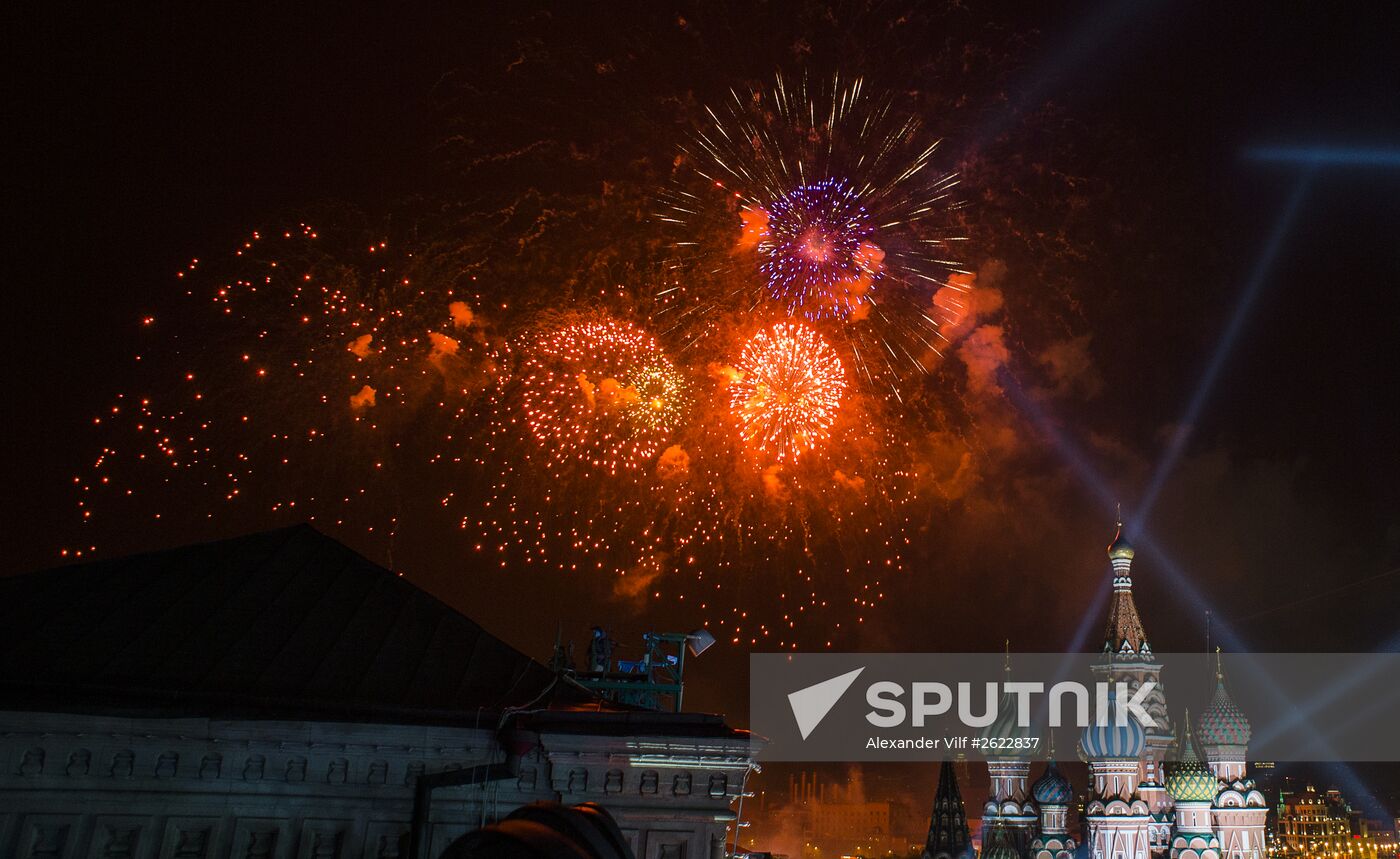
[686, 628, 716, 657]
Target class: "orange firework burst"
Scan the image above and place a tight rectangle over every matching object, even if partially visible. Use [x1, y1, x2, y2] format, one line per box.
[517, 317, 687, 474]
[730, 322, 846, 463]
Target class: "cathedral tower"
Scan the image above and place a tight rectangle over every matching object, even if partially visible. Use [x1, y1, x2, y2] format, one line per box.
[1167, 713, 1222, 859]
[1030, 760, 1077, 859]
[1082, 699, 1153, 859]
[1198, 656, 1267, 859]
[923, 760, 974, 859]
[982, 657, 1039, 854]
[1094, 518, 1175, 853]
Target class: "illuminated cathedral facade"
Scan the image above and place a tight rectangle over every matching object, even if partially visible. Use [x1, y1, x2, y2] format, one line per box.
[923, 523, 1269, 859]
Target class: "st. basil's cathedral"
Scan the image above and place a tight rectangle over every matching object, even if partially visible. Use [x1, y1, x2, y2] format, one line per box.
[922, 523, 1269, 859]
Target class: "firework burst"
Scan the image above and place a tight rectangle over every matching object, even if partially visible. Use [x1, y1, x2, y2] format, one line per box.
[72, 227, 914, 649]
[657, 73, 970, 396]
[730, 322, 846, 463]
[759, 178, 879, 319]
[516, 316, 687, 474]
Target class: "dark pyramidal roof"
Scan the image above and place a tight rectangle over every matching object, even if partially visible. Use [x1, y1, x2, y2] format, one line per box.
[0, 524, 599, 724]
[922, 760, 973, 859]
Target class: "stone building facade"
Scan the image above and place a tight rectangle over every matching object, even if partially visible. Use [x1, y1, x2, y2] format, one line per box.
[0, 526, 757, 859]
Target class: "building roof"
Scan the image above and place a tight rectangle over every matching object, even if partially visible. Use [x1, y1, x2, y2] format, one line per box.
[0, 525, 608, 726]
[1102, 584, 1149, 656]
[1167, 714, 1219, 804]
[1080, 697, 1146, 760]
[1198, 673, 1251, 750]
[1031, 760, 1073, 805]
[923, 760, 973, 859]
[1107, 525, 1135, 561]
[1101, 523, 1150, 658]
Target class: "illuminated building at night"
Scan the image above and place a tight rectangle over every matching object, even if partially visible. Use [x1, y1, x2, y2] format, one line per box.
[1274, 786, 1398, 859]
[0, 526, 757, 859]
[975, 523, 1270, 859]
[758, 770, 912, 858]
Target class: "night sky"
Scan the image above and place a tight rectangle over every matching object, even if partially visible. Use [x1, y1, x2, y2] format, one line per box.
[7, 0, 1400, 766]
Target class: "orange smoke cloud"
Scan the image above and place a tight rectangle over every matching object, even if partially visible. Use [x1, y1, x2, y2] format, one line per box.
[736, 207, 769, 251]
[922, 431, 981, 500]
[826, 241, 885, 321]
[832, 469, 866, 492]
[1038, 335, 1103, 399]
[709, 363, 743, 385]
[347, 334, 373, 358]
[577, 373, 597, 409]
[427, 332, 461, 371]
[448, 300, 475, 329]
[656, 444, 691, 481]
[348, 384, 377, 411]
[596, 377, 641, 408]
[761, 465, 789, 503]
[613, 551, 666, 605]
[577, 374, 641, 410]
[854, 240, 885, 273]
[958, 324, 1010, 396]
[834, 273, 875, 318]
[932, 266, 1005, 342]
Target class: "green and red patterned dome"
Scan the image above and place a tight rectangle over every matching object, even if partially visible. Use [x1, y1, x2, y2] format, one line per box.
[1198, 675, 1251, 749]
[1167, 715, 1220, 803]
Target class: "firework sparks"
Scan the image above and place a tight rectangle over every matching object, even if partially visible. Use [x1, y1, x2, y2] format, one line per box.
[758, 178, 881, 319]
[730, 322, 846, 463]
[72, 221, 495, 553]
[516, 317, 687, 474]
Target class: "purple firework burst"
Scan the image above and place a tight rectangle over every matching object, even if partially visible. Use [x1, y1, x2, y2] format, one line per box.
[758, 178, 878, 320]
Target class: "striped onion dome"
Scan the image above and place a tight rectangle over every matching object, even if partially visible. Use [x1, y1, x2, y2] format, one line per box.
[1032, 760, 1073, 805]
[1198, 675, 1251, 749]
[1081, 699, 1145, 759]
[981, 691, 1032, 757]
[1167, 714, 1219, 803]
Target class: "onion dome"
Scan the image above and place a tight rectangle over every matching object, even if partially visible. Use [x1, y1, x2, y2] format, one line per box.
[1107, 525, 1135, 561]
[980, 823, 1020, 859]
[1167, 712, 1219, 803]
[982, 651, 1033, 758]
[1081, 698, 1145, 760]
[1032, 760, 1073, 805]
[1198, 660, 1251, 749]
[980, 690, 1033, 758]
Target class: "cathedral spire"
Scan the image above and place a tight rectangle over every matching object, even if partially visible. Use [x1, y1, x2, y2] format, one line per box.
[1102, 517, 1150, 658]
[922, 761, 973, 859]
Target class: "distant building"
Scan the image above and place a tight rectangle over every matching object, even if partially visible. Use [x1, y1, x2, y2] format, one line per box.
[1272, 784, 1397, 859]
[755, 770, 912, 858]
[0, 526, 758, 859]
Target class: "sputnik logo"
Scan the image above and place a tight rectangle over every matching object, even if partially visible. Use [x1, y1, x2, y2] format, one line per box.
[788, 667, 865, 740]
